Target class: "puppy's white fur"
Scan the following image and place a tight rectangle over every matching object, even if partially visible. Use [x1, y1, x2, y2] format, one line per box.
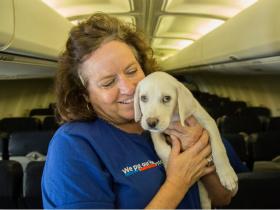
[134, 72, 238, 209]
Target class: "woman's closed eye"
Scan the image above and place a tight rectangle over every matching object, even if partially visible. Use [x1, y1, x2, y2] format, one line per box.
[99, 78, 116, 88]
[126, 67, 137, 75]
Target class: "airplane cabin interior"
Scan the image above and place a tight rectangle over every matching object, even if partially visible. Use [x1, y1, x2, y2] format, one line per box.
[0, 0, 280, 208]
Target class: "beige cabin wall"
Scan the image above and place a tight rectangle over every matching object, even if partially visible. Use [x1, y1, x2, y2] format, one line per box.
[0, 79, 55, 118]
[190, 73, 280, 117]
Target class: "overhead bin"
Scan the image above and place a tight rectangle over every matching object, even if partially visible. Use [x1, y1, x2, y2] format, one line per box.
[0, 0, 72, 79]
[0, 0, 72, 60]
[0, 0, 14, 50]
[161, 0, 280, 73]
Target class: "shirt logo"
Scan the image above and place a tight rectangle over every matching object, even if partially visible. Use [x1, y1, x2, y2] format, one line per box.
[121, 160, 163, 176]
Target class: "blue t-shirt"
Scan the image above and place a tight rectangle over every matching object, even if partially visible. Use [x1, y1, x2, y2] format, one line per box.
[41, 118, 248, 209]
[42, 118, 201, 208]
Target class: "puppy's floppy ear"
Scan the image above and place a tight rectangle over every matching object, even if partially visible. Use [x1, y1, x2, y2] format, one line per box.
[177, 82, 196, 126]
[134, 83, 142, 122]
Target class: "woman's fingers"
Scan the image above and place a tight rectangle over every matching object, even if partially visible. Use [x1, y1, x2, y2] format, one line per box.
[165, 125, 214, 189]
[170, 135, 181, 157]
[198, 143, 212, 162]
[185, 116, 198, 126]
[164, 119, 204, 150]
[164, 128, 185, 138]
[190, 144, 212, 173]
[164, 129, 196, 150]
[188, 130, 210, 155]
[202, 165, 216, 176]
[168, 116, 202, 132]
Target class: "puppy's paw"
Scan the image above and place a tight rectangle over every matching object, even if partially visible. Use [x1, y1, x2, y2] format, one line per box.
[216, 166, 238, 192]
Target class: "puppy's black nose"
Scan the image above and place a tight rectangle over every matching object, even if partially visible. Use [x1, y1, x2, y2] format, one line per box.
[147, 117, 159, 128]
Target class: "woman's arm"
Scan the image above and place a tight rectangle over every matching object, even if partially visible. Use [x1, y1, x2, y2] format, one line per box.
[201, 171, 233, 207]
[146, 131, 214, 209]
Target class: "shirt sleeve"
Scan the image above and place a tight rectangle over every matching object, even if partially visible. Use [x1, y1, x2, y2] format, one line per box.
[41, 129, 116, 209]
[222, 138, 250, 173]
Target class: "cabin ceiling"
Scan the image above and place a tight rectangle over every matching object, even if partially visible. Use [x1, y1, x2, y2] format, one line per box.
[41, 0, 258, 62]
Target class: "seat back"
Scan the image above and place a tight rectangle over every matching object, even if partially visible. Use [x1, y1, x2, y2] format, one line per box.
[223, 133, 248, 163]
[0, 136, 9, 160]
[251, 131, 280, 161]
[238, 106, 271, 130]
[268, 117, 280, 131]
[42, 116, 59, 130]
[8, 130, 53, 170]
[23, 161, 45, 209]
[0, 137, 2, 159]
[239, 106, 271, 117]
[0, 117, 41, 135]
[9, 130, 54, 156]
[0, 160, 23, 208]
[225, 172, 280, 208]
[223, 101, 247, 115]
[219, 115, 262, 135]
[29, 108, 54, 117]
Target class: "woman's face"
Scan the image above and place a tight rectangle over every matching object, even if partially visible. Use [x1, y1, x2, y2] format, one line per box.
[80, 40, 145, 124]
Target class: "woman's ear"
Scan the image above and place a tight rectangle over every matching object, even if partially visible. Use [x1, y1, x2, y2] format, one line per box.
[134, 84, 142, 122]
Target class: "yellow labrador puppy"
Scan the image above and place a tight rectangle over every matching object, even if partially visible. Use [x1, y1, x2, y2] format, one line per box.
[134, 71, 238, 209]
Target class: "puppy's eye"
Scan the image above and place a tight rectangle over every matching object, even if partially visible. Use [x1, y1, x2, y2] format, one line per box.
[162, 95, 171, 103]
[141, 95, 148, 102]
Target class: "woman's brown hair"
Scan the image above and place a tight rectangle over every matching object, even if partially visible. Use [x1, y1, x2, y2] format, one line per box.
[55, 13, 159, 123]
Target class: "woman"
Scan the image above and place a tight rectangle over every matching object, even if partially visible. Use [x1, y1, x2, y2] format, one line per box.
[42, 13, 238, 209]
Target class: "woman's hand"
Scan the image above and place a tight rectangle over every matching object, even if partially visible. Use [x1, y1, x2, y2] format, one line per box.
[165, 131, 215, 193]
[164, 115, 234, 207]
[164, 116, 203, 150]
[145, 129, 215, 209]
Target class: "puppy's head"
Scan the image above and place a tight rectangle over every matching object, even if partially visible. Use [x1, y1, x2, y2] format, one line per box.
[134, 72, 195, 132]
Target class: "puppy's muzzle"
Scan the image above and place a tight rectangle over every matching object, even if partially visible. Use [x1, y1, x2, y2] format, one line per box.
[146, 117, 159, 129]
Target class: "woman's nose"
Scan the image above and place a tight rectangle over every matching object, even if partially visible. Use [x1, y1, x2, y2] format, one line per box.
[118, 76, 135, 94]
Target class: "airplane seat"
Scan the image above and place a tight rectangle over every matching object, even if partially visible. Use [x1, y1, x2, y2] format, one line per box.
[0, 160, 23, 209]
[0, 117, 41, 137]
[0, 117, 41, 160]
[193, 91, 214, 106]
[42, 116, 59, 130]
[48, 102, 56, 110]
[219, 115, 262, 135]
[267, 116, 280, 131]
[23, 161, 45, 209]
[222, 133, 250, 169]
[0, 135, 9, 160]
[222, 101, 247, 116]
[224, 172, 280, 209]
[191, 90, 202, 98]
[218, 97, 231, 106]
[0, 137, 2, 160]
[251, 131, 280, 161]
[237, 106, 271, 131]
[237, 106, 271, 117]
[204, 95, 221, 107]
[250, 131, 280, 172]
[253, 159, 280, 172]
[199, 96, 231, 120]
[8, 130, 54, 170]
[205, 106, 227, 121]
[29, 108, 54, 117]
